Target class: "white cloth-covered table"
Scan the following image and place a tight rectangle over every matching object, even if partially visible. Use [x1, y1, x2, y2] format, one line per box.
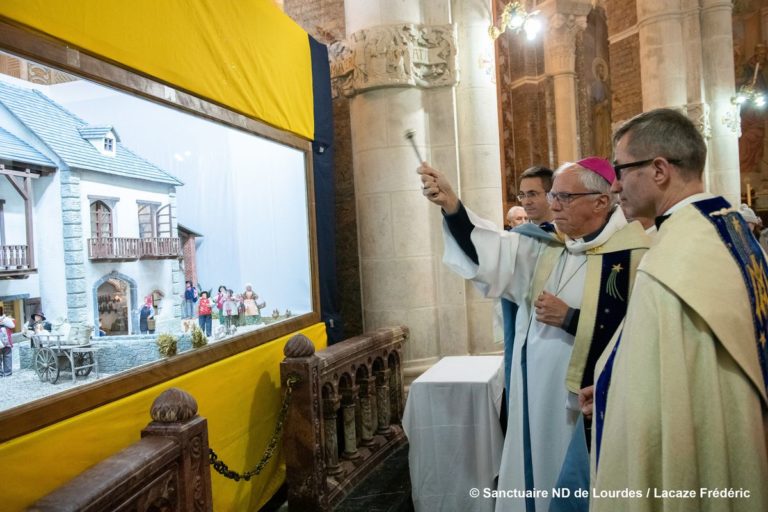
[403, 356, 504, 512]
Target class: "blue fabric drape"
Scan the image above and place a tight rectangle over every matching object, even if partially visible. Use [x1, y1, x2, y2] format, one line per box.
[309, 36, 343, 343]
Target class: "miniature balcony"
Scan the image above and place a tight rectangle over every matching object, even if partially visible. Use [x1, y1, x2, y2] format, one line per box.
[0, 244, 35, 279]
[87, 237, 182, 261]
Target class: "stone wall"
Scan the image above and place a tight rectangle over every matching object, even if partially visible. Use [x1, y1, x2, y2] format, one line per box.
[607, 33, 642, 124]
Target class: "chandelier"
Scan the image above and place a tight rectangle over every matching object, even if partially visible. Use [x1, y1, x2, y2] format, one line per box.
[733, 62, 766, 107]
[489, 1, 542, 41]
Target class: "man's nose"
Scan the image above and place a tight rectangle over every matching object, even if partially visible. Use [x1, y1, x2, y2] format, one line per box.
[610, 179, 622, 193]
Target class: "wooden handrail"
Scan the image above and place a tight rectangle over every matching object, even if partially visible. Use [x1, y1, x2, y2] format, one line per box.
[28, 388, 213, 511]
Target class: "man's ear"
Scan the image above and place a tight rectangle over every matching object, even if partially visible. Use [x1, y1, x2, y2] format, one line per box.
[651, 157, 674, 186]
[595, 193, 612, 211]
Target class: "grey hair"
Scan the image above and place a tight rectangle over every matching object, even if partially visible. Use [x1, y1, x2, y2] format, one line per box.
[612, 108, 706, 179]
[554, 163, 617, 206]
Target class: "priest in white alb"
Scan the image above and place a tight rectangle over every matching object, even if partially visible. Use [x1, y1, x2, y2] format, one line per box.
[418, 158, 650, 512]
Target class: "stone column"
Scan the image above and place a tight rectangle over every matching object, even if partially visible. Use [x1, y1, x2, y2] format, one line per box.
[700, 0, 740, 204]
[322, 394, 343, 475]
[636, 0, 687, 110]
[375, 368, 391, 435]
[359, 375, 376, 446]
[341, 386, 360, 459]
[169, 190, 184, 320]
[61, 170, 88, 326]
[342, 1, 463, 387]
[450, 0, 503, 356]
[540, 1, 591, 162]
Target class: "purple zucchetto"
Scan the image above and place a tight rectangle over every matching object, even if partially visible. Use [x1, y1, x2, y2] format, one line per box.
[576, 157, 616, 185]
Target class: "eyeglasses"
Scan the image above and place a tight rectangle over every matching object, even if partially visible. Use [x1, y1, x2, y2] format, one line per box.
[516, 191, 541, 201]
[546, 191, 603, 205]
[613, 157, 682, 180]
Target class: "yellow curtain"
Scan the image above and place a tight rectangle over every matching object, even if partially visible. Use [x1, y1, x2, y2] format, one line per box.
[0, 323, 327, 511]
[0, 0, 314, 139]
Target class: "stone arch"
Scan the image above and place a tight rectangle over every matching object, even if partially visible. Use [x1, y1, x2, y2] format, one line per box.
[92, 271, 138, 335]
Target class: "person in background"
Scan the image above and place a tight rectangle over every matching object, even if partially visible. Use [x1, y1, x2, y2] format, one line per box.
[223, 289, 238, 335]
[197, 291, 213, 337]
[739, 203, 761, 238]
[139, 295, 155, 335]
[182, 280, 198, 319]
[505, 205, 528, 230]
[215, 285, 227, 330]
[242, 284, 259, 325]
[0, 307, 16, 377]
[24, 311, 51, 337]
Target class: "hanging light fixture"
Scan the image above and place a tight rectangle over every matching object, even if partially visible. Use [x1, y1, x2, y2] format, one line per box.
[733, 62, 766, 108]
[489, 1, 542, 41]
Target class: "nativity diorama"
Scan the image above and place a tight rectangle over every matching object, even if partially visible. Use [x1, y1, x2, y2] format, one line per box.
[0, 53, 312, 407]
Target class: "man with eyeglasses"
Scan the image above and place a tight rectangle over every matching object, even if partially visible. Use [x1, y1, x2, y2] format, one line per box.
[588, 108, 768, 511]
[418, 158, 650, 512]
[500, 167, 556, 420]
[517, 166, 555, 226]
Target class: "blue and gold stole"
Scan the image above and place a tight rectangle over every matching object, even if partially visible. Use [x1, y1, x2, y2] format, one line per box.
[694, 197, 768, 396]
[594, 197, 768, 467]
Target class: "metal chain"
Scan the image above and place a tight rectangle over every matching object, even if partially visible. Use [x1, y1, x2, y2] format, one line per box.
[209, 374, 300, 482]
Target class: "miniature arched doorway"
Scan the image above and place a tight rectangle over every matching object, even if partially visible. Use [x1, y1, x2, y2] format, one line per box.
[93, 272, 137, 335]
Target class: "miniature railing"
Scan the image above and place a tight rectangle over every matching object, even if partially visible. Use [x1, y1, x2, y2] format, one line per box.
[28, 388, 212, 512]
[0, 244, 28, 268]
[281, 325, 409, 511]
[87, 237, 181, 260]
[139, 237, 182, 258]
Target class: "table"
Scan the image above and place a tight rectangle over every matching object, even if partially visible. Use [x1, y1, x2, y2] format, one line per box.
[403, 356, 504, 512]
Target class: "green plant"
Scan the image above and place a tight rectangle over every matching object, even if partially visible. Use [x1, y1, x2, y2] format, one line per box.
[156, 333, 178, 357]
[191, 325, 208, 349]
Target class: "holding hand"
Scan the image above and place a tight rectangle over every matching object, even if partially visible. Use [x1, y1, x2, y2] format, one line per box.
[417, 163, 460, 214]
[578, 385, 594, 419]
[534, 291, 569, 327]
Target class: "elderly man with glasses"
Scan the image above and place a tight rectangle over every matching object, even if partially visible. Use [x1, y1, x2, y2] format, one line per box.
[586, 108, 768, 511]
[418, 158, 650, 512]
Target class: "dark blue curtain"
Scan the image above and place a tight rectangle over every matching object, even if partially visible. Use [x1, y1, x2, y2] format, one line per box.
[309, 36, 343, 343]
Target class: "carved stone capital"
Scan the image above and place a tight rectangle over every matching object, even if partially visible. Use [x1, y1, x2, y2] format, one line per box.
[544, 13, 588, 75]
[722, 104, 742, 137]
[686, 102, 712, 139]
[329, 23, 458, 98]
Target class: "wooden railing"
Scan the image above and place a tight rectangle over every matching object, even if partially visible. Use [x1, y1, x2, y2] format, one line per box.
[281, 326, 409, 511]
[139, 237, 182, 258]
[29, 388, 212, 511]
[87, 237, 181, 260]
[0, 244, 29, 268]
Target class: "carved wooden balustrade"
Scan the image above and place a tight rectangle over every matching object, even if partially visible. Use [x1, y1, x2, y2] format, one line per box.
[87, 237, 182, 261]
[0, 244, 28, 268]
[281, 326, 409, 511]
[28, 388, 212, 512]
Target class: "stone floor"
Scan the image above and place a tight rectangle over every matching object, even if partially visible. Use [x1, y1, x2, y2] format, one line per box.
[261, 443, 414, 512]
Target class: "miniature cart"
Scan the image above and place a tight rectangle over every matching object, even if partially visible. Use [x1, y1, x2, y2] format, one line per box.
[31, 327, 98, 384]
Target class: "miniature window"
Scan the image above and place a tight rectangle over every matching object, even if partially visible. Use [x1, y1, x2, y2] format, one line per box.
[137, 203, 158, 238]
[90, 201, 113, 238]
[0, 39, 319, 438]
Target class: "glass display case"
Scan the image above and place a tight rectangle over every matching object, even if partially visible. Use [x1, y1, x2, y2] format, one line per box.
[0, 20, 320, 438]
